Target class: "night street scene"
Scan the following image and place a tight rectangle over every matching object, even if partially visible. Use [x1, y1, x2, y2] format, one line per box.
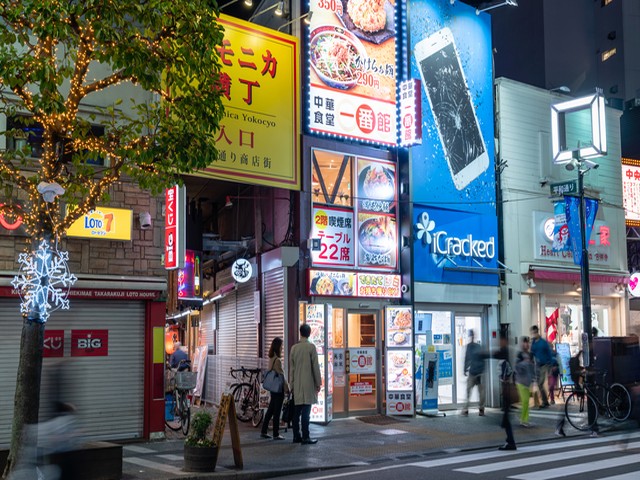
[2, 0, 640, 479]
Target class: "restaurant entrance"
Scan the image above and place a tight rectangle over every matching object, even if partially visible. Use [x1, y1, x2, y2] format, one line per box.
[332, 308, 380, 417]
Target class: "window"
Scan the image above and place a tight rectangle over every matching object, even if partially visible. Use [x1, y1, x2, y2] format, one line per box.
[312, 149, 353, 207]
[602, 48, 617, 62]
[6, 115, 107, 165]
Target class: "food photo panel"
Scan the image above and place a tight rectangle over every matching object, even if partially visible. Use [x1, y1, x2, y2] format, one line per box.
[386, 306, 412, 347]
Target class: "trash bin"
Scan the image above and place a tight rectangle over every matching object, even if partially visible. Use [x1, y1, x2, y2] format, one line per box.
[165, 394, 174, 421]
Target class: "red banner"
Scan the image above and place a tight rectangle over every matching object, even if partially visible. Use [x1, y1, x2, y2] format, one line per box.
[71, 330, 109, 357]
[44, 330, 64, 358]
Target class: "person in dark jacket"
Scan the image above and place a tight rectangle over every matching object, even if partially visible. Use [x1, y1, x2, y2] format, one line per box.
[462, 330, 486, 416]
[530, 325, 553, 408]
[261, 337, 289, 440]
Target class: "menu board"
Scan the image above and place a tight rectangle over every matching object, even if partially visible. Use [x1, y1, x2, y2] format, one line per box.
[357, 158, 396, 215]
[305, 304, 325, 354]
[311, 206, 355, 267]
[310, 354, 326, 422]
[309, 270, 401, 298]
[386, 306, 412, 347]
[357, 213, 397, 269]
[386, 350, 413, 391]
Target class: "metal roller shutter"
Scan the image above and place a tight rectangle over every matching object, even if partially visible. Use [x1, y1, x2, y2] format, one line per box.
[217, 293, 236, 356]
[262, 268, 285, 359]
[200, 303, 215, 349]
[236, 278, 258, 357]
[0, 299, 145, 446]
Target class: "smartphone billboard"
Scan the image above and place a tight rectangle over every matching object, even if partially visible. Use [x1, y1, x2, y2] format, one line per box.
[409, 0, 498, 286]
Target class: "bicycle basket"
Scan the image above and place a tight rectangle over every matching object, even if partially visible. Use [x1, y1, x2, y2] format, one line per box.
[175, 371, 197, 390]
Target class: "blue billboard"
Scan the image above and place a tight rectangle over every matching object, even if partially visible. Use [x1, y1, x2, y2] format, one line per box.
[409, 0, 498, 286]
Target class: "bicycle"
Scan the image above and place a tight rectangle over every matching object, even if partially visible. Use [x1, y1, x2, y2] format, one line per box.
[166, 360, 197, 435]
[564, 368, 632, 431]
[229, 366, 264, 427]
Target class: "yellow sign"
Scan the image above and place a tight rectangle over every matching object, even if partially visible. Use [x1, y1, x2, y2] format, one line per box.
[193, 14, 300, 190]
[66, 206, 133, 241]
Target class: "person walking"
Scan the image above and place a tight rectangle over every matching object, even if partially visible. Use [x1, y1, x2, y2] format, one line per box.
[515, 337, 535, 428]
[289, 323, 322, 445]
[530, 325, 553, 409]
[495, 331, 516, 451]
[462, 329, 486, 416]
[261, 337, 289, 440]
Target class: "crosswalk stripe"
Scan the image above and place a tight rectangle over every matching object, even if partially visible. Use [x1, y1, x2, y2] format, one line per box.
[456, 442, 640, 474]
[156, 453, 183, 461]
[409, 431, 640, 469]
[124, 456, 186, 475]
[597, 472, 640, 480]
[508, 454, 640, 480]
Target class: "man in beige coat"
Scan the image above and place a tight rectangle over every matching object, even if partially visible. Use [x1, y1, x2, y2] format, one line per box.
[289, 323, 322, 444]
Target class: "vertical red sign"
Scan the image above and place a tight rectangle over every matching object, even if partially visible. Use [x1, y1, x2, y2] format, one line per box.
[165, 186, 178, 269]
[44, 330, 64, 358]
[71, 329, 109, 357]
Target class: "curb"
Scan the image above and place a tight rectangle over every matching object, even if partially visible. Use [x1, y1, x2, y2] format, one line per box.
[168, 465, 347, 480]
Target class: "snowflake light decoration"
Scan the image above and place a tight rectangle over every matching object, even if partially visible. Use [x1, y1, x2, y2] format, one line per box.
[11, 241, 77, 323]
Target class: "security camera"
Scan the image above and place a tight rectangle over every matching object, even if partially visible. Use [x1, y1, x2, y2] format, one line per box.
[583, 159, 600, 170]
[139, 211, 152, 229]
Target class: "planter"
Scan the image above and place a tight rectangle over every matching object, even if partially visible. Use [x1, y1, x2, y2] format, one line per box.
[184, 444, 217, 472]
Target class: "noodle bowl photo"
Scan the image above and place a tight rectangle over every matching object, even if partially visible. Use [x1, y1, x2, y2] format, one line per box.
[310, 25, 367, 90]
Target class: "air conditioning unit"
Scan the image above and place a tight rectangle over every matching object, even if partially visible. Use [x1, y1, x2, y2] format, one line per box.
[625, 97, 640, 110]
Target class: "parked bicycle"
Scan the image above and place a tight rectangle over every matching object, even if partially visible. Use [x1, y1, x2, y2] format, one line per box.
[229, 366, 264, 427]
[166, 359, 197, 435]
[564, 368, 632, 431]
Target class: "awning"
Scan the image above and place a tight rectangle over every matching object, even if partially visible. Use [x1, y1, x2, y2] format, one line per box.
[528, 266, 629, 284]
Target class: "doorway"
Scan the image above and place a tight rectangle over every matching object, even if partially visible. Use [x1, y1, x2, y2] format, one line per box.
[415, 309, 483, 408]
[331, 309, 379, 416]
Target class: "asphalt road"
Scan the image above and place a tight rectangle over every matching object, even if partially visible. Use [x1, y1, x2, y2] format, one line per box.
[282, 430, 640, 480]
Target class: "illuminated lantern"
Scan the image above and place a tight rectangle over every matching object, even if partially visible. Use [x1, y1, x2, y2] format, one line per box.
[165, 325, 179, 354]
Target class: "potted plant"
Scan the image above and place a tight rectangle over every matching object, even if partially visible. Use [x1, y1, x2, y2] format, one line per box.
[184, 410, 217, 472]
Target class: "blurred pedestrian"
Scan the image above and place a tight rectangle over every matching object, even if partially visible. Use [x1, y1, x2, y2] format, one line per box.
[462, 329, 486, 416]
[289, 323, 322, 445]
[530, 325, 553, 409]
[515, 336, 534, 427]
[261, 336, 289, 440]
[495, 331, 516, 451]
[548, 353, 560, 405]
[169, 341, 190, 370]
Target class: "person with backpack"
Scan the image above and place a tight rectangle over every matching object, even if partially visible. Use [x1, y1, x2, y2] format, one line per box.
[495, 331, 516, 450]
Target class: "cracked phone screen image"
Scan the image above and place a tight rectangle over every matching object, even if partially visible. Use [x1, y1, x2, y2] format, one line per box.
[419, 42, 486, 178]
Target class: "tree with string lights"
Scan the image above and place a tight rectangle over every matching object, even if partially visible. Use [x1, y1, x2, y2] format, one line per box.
[0, 1, 225, 474]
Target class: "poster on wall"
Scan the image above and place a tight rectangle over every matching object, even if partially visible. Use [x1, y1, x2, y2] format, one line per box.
[356, 158, 396, 215]
[305, 304, 326, 354]
[308, 270, 402, 298]
[308, 0, 397, 145]
[623, 162, 640, 226]
[386, 350, 413, 391]
[357, 213, 397, 269]
[386, 306, 412, 347]
[44, 330, 64, 358]
[311, 206, 355, 267]
[410, 0, 498, 287]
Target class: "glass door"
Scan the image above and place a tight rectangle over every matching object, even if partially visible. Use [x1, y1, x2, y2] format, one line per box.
[331, 309, 379, 416]
[454, 315, 482, 406]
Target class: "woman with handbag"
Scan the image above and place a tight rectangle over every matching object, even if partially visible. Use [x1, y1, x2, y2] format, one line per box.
[261, 337, 289, 440]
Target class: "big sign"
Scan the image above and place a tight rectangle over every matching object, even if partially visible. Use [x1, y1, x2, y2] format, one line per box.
[308, 0, 397, 145]
[195, 15, 300, 190]
[65, 206, 132, 241]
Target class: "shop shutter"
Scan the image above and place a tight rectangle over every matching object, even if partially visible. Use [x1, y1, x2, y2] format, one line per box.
[217, 293, 236, 356]
[200, 303, 215, 350]
[236, 277, 258, 357]
[0, 299, 145, 445]
[262, 267, 285, 359]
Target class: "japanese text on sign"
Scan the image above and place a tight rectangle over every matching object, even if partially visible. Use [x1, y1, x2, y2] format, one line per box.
[311, 206, 355, 267]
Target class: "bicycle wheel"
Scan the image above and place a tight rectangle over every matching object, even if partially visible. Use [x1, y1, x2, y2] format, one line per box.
[165, 390, 183, 431]
[232, 383, 253, 422]
[607, 383, 632, 421]
[565, 391, 598, 431]
[181, 392, 191, 435]
[251, 389, 264, 428]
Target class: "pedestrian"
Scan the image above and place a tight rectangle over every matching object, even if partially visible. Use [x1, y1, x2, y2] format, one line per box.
[169, 341, 190, 370]
[530, 325, 553, 408]
[462, 329, 486, 416]
[289, 323, 322, 445]
[515, 336, 535, 428]
[261, 337, 289, 440]
[495, 331, 516, 450]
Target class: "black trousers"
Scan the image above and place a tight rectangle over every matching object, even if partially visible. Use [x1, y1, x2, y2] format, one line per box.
[261, 392, 284, 436]
[292, 404, 312, 440]
[501, 383, 515, 446]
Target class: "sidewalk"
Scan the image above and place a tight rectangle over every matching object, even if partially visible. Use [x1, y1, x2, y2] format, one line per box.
[120, 405, 637, 480]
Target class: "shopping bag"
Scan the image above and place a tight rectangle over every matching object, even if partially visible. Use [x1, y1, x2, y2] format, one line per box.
[262, 369, 284, 393]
